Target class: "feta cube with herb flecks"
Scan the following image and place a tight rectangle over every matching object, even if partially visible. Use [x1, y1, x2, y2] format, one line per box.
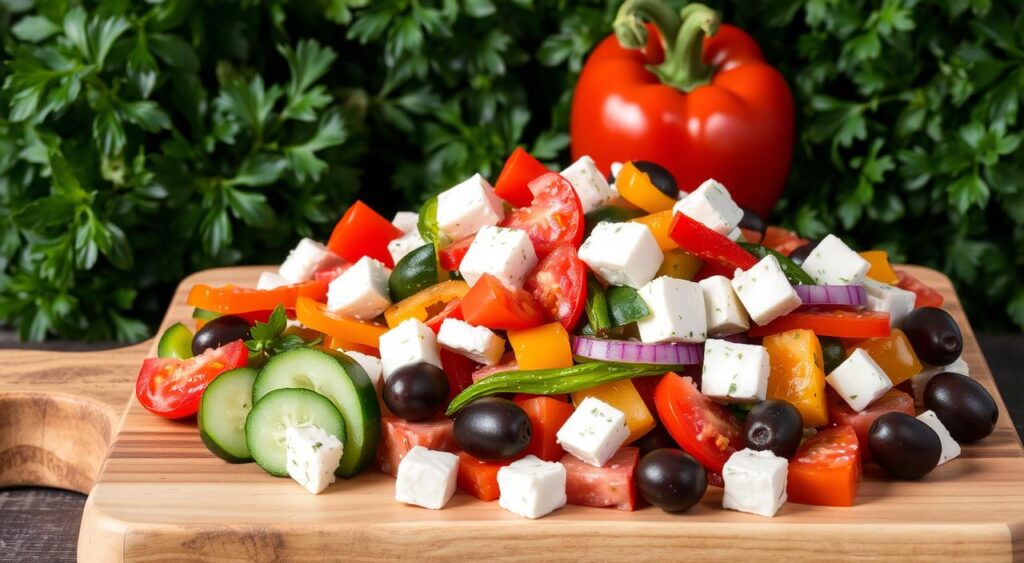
[278, 238, 345, 284]
[561, 156, 614, 213]
[394, 446, 459, 510]
[731, 255, 802, 326]
[436, 173, 505, 242]
[556, 397, 630, 467]
[722, 448, 788, 517]
[672, 179, 744, 235]
[340, 349, 383, 392]
[699, 275, 750, 337]
[257, 271, 290, 290]
[701, 339, 770, 403]
[911, 356, 970, 407]
[379, 318, 442, 379]
[826, 348, 893, 412]
[578, 222, 663, 289]
[285, 424, 344, 495]
[497, 455, 567, 519]
[437, 318, 506, 366]
[917, 410, 961, 465]
[801, 234, 870, 285]
[636, 276, 707, 343]
[392, 211, 420, 234]
[458, 226, 538, 290]
[388, 230, 427, 265]
[326, 256, 392, 320]
[863, 279, 916, 327]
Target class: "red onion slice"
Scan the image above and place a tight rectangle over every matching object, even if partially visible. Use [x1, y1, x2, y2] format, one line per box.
[572, 336, 702, 365]
[795, 284, 867, 310]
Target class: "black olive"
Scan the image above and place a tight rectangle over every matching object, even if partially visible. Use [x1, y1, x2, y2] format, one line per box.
[819, 336, 847, 374]
[924, 372, 998, 443]
[382, 362, 450, 422]
[868, 412, 941, 480]
[901, 307, 963, 366]
[738, 207, 767, 238]
[191, 315, 251, 356]
[636, 448, 707, 513]
[632, 161, 679, 199]
[743, 399, 803, 459]
[453, 398, 531, 461]
[633, 424, 677, 457]
[787, 240, 820, 267]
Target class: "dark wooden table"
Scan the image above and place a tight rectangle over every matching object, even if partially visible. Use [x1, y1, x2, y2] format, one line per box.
[1, 335, 1021, 562]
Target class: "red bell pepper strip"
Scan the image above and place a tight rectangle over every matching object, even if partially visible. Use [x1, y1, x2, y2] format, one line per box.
[748, 310, 891, 339]
[493, 147, 550, 207]
[667, 211, 757, 272]
[461, 274, 547, 331]
[327, 200, 403, 268]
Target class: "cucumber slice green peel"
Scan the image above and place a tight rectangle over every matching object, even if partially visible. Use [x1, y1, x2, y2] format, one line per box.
[252, 347, 381, 478]
[245, 388, 346, 477]
[198, 367, 257, 462]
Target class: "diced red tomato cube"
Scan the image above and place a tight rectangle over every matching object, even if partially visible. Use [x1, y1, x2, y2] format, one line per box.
[377, 417, 457, 477]
[561, 447, 639, 511]
[439, 348, 479, 401]
[470, 355, 517, 383]
[456, 451, 506, 501]
[514, 396, 575, 462]
[827, 388, 914, 463]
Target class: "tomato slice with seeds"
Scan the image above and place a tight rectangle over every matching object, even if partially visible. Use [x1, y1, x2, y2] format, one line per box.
[500, 173, 584, 258]
[787, 425, 861, 507]
[654, 373, 743, 474]
[524, 243, 586, 332]
[135, 340, 248, 419]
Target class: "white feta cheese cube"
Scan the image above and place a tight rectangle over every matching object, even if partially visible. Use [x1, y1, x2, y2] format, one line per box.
[387, 231, 427, 265]
[672, 179, 743, 235]
[379, 319, 442, 379]
[437, 318, 505, 366]
[394, 446, 459, 510]
[556, 397, 630, 467]
[701, 339, 770, 403]
[458, 226, 538, 290]
[917, 410, 961, 465]
[636, 276, 707, 343]
[257, 271, 290, 290]
[726, 226, 744, 241]
[285, 424, 344, 495]
[801, 234, 870, 285]
[436, 173, 505, 241]
[341, 349, 383, 392]
[560, 155, 614, 213]
[912, 356, 970, 407]
[578, 222, 663, 289]
[863, 279, 916, 327]
[326, 256, 392, 320]
[392, 211, 420, 234]
[722, 448, 788, 517]
[497, 455, 567, 519]
[699, 275, 750, 337]
[278, 238, 344, 284]
[826, 349, 893, 412]
[731, 255, 802, 326]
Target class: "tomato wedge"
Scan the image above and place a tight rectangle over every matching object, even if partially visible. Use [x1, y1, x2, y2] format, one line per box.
[187, 280, 327, 314]
[500, 172, 584, 258]
[327, 200, 404, 267]
[748, 310, 891, 339]
[135, 340, 248, 418]
[440, 348, 478, 401]
[438, 235, 475, 271]
[762, 226, 809, 256]
[787, 425, 861, 507]
[524, 243, 586, 331]
[896, 270, 944, 309]
[493, 147, 550, 207]
[295, 297, 387, 348]
[461, 274, 547, 330]
[654, 373, 743, 474]
[827, 388, 914, 463]
[667, 212, 758, 271]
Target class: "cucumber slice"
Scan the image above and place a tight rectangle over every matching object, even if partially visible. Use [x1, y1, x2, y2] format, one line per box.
[198, 367, 258, 462]
[245, 388, 346, 477]
[158, 322, 194, 359]
[252, 347, 381, 478]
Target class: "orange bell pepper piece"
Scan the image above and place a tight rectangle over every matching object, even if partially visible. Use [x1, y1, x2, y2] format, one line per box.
[187, 280, 327, 314]
[506, 322, 573, 370]
[631, 210, 678, 250]
[846, 328, 923, 386]
[295, 297, 387, 348]
[616, 161, 677, 213]
[571, 380, 655, 444]
[383, 280, 469, 328]
[656, 248, 703, 280]
[764, 329, 828, 427]
[787, 425, 861, 507]
[860, 250, 900, 285]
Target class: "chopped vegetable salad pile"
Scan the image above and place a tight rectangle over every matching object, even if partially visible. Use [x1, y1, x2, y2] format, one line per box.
[136, 148, 995, 518]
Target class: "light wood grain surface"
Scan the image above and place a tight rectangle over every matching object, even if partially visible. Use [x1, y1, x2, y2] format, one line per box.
[1, 265, 1022, 562]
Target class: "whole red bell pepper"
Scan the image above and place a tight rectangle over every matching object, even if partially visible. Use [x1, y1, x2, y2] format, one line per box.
[570, 1, 794, 217]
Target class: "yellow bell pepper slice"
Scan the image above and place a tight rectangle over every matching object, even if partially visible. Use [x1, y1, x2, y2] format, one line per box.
[507, 322, 573, 370]
[571, 379, 655, 444]
[616, 161, 677, 213]
[764, 329, 828, 427]
[383, 280, 469, 328]
[860, 250, 900, 285]
[632, 210, 678, 250]
[656, 249, 703, 280]
[847, 328, 922, 386]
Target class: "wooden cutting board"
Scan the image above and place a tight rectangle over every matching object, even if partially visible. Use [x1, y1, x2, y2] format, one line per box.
[1, 265, 1022, 561]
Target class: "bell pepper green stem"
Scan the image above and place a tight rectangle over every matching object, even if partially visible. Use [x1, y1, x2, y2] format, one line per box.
[614, 0, 720, 92]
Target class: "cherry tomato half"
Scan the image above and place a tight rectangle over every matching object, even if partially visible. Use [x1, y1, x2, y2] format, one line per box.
[500, 173, 584, 258]
[524, 243, 586, 332]
[135, 340, 248, 419]
[654, 373, 744, 474]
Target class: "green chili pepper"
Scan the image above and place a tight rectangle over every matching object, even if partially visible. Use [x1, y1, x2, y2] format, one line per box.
[738, 242, 816, 285]
[606, 286, 651, 326]
[446, 361, 673, 415]
[585, 276, 612, 335]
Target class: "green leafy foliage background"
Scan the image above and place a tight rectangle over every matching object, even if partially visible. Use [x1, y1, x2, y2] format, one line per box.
[0, 0, 1021, 341]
